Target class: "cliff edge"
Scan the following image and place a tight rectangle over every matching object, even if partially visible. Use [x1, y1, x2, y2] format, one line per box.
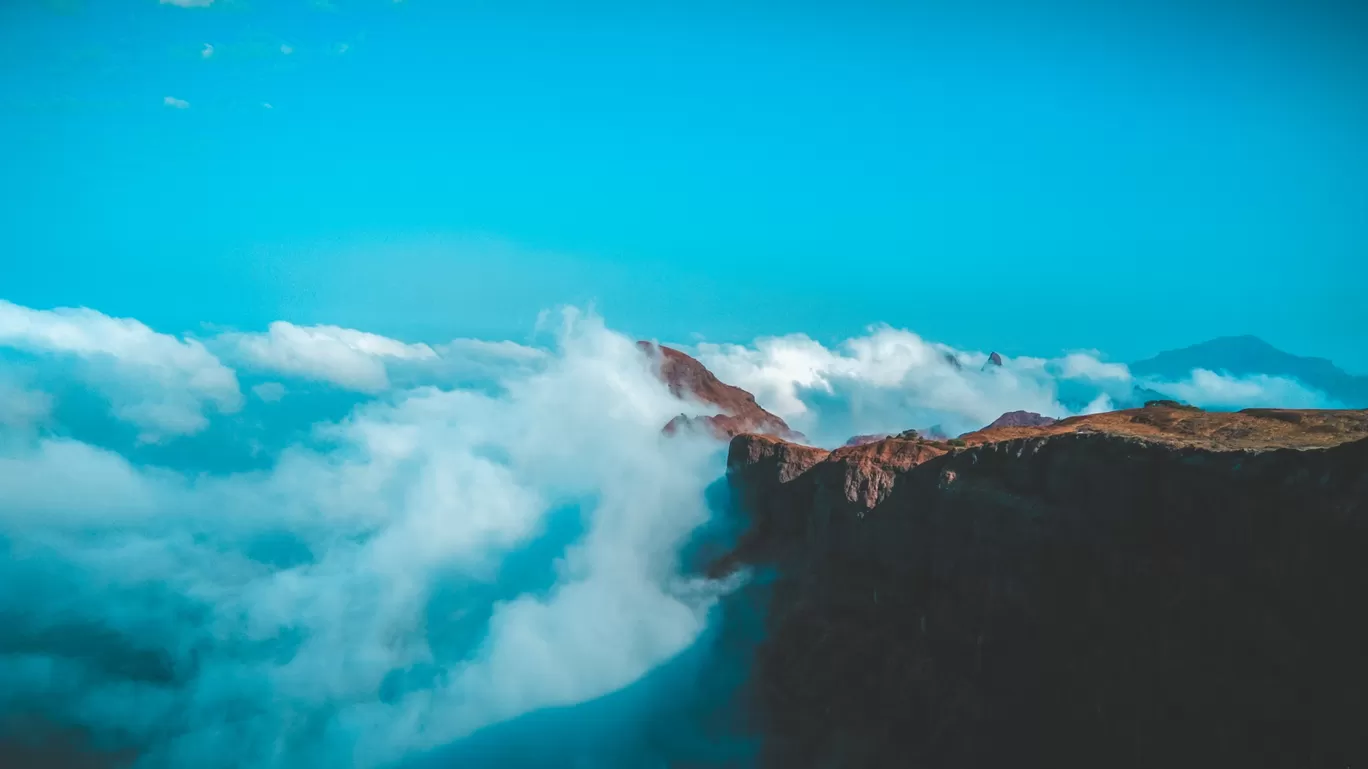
[720, 402, 1368, 768]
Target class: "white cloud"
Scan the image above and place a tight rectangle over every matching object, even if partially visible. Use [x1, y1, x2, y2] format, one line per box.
[262, 102, 274, 109]
[694, 327, 1069, 444]
[0, 308, 726, 767]
[217, 322, 438, 392]
[163, 96, 190, 109]
[0, 301, 241, 440]
[1143, 369, 1338, 410]
[215, 322, 547, 393]
[1053, 351, 1131, 382]
[280, 43, 295, 55]
[161, 0, 214, 6]
[201, 43, 214, 59]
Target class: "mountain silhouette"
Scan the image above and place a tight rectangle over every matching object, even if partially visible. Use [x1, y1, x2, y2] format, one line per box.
[1131, 335, 1368, 407]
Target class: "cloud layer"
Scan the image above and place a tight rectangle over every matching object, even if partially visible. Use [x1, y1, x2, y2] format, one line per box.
[0, 304, 728, 768]
[691, 326, 1342, 446]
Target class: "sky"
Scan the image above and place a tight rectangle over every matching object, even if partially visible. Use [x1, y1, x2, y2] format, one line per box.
[2, 0, 1366, 371]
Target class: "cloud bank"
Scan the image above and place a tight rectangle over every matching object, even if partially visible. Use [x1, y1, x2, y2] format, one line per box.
[0, 304, 731, 768]
[690, 326, 1341, 446]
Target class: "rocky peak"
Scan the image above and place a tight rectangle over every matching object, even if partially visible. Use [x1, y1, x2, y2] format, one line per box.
[981, 410, 1057, 431]
[981, 351, 1004, 370]
[638, 340, 801, 441]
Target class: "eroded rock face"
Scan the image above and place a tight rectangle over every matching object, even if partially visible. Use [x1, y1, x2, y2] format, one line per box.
[720, 405, 1368, 769]
[639, 341, 801, 440]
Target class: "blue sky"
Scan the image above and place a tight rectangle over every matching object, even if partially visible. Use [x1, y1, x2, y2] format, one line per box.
[2, 0, 1365, 370]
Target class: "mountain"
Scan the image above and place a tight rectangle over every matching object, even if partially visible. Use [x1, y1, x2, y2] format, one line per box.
[979, 410, 1057, 431]
[714, 402, 1368, 768]
[1132, 335, 1368, 407]
[638, 341, 801, 441]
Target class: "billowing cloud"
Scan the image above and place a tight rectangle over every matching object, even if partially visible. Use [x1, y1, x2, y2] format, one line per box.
[693, 327, 1067, 444]
[0, 301, 241, 440]
[0, 308, 729, 768]
[691, 326, 1341, 445]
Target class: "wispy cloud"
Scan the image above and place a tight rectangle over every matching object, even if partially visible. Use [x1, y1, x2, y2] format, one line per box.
[335, 42, 351, 55]
[251, 381, 286, 402]
[160, 0, 214, 6]
[163, 95, 190, 109]
[201, 43, 214, 59]
[280, 43, 295, 55]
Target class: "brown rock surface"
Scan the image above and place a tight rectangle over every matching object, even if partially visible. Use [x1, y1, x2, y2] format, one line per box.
[960, 401, 1368, 450]
[718, 402, 1368, 768]
[639, 341, 800, 440]
[978, 409, 1057, 432]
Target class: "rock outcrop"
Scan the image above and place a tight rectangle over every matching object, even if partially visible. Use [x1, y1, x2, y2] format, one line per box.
[979, 409, 1057, 431]
[638, 341, 801, 441]
[718, 402, 1368, 769]
[844, 433, 892, 447]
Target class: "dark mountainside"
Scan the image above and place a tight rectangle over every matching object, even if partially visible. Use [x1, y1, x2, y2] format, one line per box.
[716, 403, 1368, 769]
[638, 341, 801, 441]
[1133, 335, 1368, 407]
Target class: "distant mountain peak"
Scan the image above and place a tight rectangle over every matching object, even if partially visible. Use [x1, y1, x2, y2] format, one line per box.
[1132, 336, 1367, 408]
[982, 352, 1004, 371]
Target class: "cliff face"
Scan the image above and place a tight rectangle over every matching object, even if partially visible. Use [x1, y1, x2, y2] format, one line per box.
[638, 341, 800, 440]
[720, 404, 1368, 769]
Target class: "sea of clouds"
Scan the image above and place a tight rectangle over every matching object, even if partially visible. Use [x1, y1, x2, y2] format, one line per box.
[0, 300, 1341, 768]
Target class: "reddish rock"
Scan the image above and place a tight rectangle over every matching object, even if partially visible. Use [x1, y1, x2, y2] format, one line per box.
[639, 341, 801, 441]
[980, 410, 1057, 431]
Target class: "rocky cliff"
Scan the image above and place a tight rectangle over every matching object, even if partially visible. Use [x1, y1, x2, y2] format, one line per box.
[718, 403, 1368, 769]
